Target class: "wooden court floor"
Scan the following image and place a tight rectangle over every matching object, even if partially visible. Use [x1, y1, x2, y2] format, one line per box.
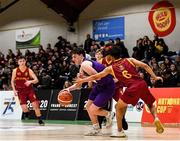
[0, 120, 179, 140]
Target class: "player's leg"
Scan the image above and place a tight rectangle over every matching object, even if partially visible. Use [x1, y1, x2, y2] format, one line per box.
[31, 101, 44, 126]
[84, 99, 102, 136]
[98, 100, 112, 128]
[18, 92, 30, 120]
[29, 91, 44, 126]
[21, 104, 30, 119]
[92, 91, 115, 129]
[110, 98, 127, 137]
[113, 86, 128, 130]
[140, 82, 164, 134]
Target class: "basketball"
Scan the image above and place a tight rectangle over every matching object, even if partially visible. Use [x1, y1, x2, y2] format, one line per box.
[57, 90, 73, 106]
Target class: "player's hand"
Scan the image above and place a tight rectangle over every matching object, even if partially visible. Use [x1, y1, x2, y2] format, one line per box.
[153, 76, 163, 82]
[13, 90, 18, 96]
[74, 77, 84, 85]
[60, 88, 70, 93]
[24, 80, 32, 86]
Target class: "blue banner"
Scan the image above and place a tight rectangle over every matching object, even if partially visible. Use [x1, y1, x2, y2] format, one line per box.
[93, 17, 125, 41]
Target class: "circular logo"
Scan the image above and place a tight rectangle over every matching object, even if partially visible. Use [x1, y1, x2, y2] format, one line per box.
[136, 101, 144, 112]
[149, 1, 176, 37]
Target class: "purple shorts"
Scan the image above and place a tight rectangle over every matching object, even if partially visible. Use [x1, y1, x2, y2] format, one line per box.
[88, 83, 115, 107]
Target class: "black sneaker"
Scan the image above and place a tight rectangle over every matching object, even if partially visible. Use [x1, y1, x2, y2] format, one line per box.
[38, 120, 45, 126]
[122, 116, 128, 130]
[22, 112, 29, 120]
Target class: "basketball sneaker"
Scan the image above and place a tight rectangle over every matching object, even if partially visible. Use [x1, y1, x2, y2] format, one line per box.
[110, 130, 126, 138]
[84, 128, 102, 136]
[154, 118, 164, 134]
[38, 119, 45, 126]
[22, 112, 29, 120]
[122, 116, 128, 130]
[105, 112, 115, 128]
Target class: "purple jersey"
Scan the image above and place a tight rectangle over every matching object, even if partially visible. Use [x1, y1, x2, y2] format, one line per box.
[91, 60, 114, 87]
[86, 60, 115, 107]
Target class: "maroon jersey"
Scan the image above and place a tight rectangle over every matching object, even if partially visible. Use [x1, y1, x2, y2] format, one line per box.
[102, 57, 112, 67]
[15, 67, 32, 89]
[111, 58, 142, 87]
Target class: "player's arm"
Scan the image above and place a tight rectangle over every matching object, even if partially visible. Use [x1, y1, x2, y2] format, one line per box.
[75, 66, 113, 85]
[81, 61, 98, 75]
[11, 69, 17, 95]
[64, 61, 98, 92]
[129, 58, 163, 82]
[25, 69, 39, 86]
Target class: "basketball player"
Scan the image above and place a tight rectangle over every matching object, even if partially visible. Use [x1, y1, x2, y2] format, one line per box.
[95, 48, 128, 130]
[75, 45, 164, 137]
[11, 56, 44, 126]
[62, 47, 115, 136]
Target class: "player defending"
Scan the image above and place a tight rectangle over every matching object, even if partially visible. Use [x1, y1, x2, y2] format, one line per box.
[11, 56, 44, 126]
[95, 48, 128, 130]
[76, 45, 164, 137]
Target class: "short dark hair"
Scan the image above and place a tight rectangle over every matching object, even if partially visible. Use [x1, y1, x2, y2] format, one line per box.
[72, 47, 86, 57]
[104, 45, 123, 59]
[17, 55, 26, 60]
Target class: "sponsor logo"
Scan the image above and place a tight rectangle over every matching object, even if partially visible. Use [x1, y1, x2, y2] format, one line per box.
[2, 97, 16, 115]
[149, 1, 176, 36]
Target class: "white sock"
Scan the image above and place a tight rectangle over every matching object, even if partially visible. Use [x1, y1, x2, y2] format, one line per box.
[155, 117, 159, 121]
[93, 123, 100, 129]
[106, 112, 111, 118]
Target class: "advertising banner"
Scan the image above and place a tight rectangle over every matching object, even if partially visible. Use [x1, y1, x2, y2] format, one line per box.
[16, 27, 40, 49]
[48, 89, 81, 120]
[0, 91, 22, 120]
[77, 88, 91, 120]
[142, 88, 180, 124]
[93, 17, 124, 41]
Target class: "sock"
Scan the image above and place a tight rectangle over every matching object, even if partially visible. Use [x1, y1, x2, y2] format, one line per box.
[23, 112, 29, 118]
[93, 123, 100, 129]
[37, 115, 42, 120]
[106, 112, 111, 118]
[155, 117, 159, 121]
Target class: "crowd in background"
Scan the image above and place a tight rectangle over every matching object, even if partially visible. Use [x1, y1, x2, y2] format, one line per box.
[0, 34, 179, 90]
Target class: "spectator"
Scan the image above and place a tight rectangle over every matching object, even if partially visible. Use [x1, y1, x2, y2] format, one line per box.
[115, 37, 129, 58]
[84, 34, 93, 54]
[168, 63, 180, 87]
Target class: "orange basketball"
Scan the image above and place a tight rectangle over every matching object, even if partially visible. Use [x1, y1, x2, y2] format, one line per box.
[57, 90, 73, 106]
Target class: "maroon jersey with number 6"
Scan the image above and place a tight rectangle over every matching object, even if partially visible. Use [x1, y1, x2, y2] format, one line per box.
[111, 58, 155, 106]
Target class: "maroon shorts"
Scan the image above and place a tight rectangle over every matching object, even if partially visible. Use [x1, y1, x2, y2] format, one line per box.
[17, 88, 38, 105]
[113, 84, 123, 102]
[120, 80, 155, 106]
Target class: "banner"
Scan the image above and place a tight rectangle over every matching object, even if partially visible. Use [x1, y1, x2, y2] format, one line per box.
[0, 91, 22, 120]
[148, 1, 176, 37]
[93, 17, 124, 41]
[16, 27, 40, 49]
[27, 89, 52, 119]
[77, 88, 91, 120]
[48, 89, 81, 120]
[142, 88, 180, 124]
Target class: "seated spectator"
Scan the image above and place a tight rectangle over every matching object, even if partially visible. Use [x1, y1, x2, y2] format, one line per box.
[168, 63, 180, 87]
[38, 70, 52, 88]
[159, 62, 171, 87]
[63, 80, 72, 89]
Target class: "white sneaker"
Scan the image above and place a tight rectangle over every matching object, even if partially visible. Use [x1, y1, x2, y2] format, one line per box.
[110, 130, 126, 138]
[105, 112, 115, 128]
[154, 118, 164, 134]
[84, 128, 102, 136]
